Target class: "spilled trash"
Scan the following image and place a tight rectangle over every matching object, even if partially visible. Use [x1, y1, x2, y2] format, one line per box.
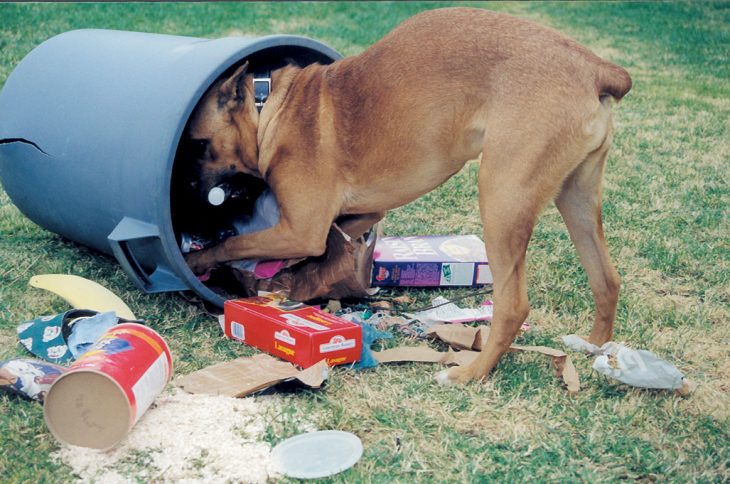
[29, 274, 137, 320]
[54, 388, 273, 483]
[370, 324, 580, 393]
[44, 323, 173, 450]
[1, 275, 174, 451]
[17, 309, 121, 364]
[176, 354, 329, 398]
[0, 358, 65, 401]
[0, 251, 692, 484]
[406, 296, 493, 328]
[562, 335, 691, 394]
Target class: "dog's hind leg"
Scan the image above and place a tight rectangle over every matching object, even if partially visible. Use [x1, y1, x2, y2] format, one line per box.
[437, 130, 575, 385]
[554, 134, 619, 346]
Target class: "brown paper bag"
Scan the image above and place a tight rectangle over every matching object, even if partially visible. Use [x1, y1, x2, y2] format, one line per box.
[208, 223, 377, 302]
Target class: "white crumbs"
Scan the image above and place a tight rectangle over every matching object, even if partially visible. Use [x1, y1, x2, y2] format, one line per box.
[53, 389, 273, 483]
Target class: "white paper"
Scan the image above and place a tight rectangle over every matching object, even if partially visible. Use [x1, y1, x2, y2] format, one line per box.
[407, 296, 493, 326]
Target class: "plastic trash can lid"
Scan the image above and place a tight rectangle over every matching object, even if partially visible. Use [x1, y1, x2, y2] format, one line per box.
[271, 430, 363, 479]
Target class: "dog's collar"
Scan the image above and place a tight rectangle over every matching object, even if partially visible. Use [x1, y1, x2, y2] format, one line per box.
[253, 71, 271, 112]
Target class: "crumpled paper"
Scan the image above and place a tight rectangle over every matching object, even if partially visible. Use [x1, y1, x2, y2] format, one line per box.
[562, 335, 690, 394]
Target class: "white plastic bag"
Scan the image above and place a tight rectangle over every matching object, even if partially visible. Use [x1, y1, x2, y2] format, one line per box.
[562, 335, 688, 392]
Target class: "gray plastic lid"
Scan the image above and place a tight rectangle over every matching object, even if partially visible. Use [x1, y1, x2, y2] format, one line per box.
[271, 430, 363, 479]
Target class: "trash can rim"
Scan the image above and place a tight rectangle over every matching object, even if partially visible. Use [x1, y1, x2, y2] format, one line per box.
[155, 32, 342, 306]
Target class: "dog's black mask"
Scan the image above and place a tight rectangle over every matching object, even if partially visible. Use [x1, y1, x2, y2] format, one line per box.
[171, 139, 268, 237]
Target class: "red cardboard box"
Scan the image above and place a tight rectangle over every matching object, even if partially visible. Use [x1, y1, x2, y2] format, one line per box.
[223, 295, 362, 368]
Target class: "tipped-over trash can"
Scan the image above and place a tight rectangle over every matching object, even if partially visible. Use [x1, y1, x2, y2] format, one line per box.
[0, 29, 341, 307]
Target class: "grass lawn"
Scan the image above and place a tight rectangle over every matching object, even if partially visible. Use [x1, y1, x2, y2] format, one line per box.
[1, 1, 728, 482]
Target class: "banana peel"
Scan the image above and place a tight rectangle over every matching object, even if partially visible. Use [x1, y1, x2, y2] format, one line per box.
[29, 274, 136, 320]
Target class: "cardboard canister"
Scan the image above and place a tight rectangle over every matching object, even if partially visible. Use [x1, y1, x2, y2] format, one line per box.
[44, 323, 173, 449]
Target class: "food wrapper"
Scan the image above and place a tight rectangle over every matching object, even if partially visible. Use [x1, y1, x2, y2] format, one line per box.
[0, 358, 65, 401]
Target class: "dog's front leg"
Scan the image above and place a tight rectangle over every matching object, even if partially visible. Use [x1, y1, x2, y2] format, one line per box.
[185, 167, 344, 275]
[184, 221, 327, 274]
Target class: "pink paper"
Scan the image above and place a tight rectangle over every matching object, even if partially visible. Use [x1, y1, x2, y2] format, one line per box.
[253, 260, 287, 279]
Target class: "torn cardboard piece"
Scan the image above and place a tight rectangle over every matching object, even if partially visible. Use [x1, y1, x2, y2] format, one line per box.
[377, 324, 581, 392]
[510, 344, 580, 394]
[562, 334, 690, 394]
[426, 323, 491, 350]
[176, 354, 329, 398]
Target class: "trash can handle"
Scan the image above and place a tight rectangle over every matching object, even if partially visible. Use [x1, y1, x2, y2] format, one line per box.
[108, 217, 189, 293]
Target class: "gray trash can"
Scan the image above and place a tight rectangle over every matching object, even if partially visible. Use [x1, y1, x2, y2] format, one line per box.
[0, 29, 341, 307]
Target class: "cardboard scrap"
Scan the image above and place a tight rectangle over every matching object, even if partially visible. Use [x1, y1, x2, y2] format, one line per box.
[510, 345, 580, 393]
[175, 354, 329, 398]
[425, 324, 491, 350]
[377, 324, 580, 392]
[374, 346, 445, 364]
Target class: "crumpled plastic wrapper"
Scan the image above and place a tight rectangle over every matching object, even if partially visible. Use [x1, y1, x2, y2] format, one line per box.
[0, 358, 65, 401]
[207, 223, 378, 302]
[562, 335, 691, 394]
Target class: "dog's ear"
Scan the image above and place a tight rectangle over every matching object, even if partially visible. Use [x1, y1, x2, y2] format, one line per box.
[283, 56, 303, 68]
[218, 61, 249, 107]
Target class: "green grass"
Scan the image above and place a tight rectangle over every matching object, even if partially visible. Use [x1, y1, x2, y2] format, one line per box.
[1, 1, 729, 482]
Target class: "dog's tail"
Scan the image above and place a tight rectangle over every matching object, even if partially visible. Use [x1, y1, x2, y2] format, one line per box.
[596, 61, 632, 102]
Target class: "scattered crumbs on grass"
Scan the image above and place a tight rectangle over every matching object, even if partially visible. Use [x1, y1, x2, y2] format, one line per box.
[53, 389, 274, 483]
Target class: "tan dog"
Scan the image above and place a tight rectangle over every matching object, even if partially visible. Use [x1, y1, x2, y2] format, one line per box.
[184, 7, 631, 385]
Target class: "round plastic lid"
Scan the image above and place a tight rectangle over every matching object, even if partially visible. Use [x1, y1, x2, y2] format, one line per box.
[207, 186, 226, 206]
[271, 430, 363, 479]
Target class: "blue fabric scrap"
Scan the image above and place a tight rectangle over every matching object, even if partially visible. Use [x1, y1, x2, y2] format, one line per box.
[67, 311, 119, 358]
[17, 309, 119, 364]
[353, 323, 393, 370]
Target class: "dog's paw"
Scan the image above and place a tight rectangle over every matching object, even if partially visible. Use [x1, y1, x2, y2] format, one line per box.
[435, 367, 477, 386]
[435, 369, 457, 386]
[184, 251, 210, 276]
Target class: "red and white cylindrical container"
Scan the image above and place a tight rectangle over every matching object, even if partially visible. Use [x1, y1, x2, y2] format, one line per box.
[44, 323, 173, 450]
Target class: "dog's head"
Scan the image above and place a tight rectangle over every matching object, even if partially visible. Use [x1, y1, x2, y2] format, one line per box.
[183, 61, 260, 198]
